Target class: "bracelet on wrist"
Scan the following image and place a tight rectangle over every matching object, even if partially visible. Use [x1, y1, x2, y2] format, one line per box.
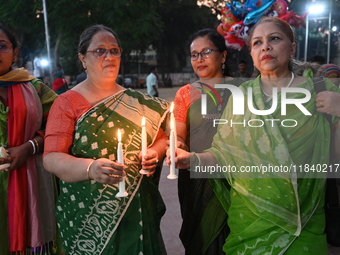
[28, 140, 36, 155]
[189, 152, 200, 171]
[86, 160, 95, 180]
[32, 138, 40, 153]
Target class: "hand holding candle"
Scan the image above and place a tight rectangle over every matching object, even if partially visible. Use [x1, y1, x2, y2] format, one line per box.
[116, 129, 128, 197]
[139, 117, 150, 175]
[168, 102, 178, 179]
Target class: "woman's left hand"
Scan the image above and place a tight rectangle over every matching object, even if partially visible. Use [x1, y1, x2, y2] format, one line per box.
[139, 149, 159, 176]
[316, 91, 340, 117]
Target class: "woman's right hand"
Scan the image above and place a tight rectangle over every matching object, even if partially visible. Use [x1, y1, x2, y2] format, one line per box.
[166, 147, 191, 169]
[87, 158, 127, 184]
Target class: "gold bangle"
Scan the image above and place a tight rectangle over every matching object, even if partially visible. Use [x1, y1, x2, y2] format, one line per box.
[86, 160, 95, 180]
[32, 138, 39, 153]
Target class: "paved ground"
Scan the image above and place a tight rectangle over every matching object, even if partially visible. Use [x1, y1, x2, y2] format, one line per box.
[138, 86, 185, 255]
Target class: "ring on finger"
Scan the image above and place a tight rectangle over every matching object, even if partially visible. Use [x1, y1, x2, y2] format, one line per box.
[109, 174, 121, 178]
[155, 158, 159, 164]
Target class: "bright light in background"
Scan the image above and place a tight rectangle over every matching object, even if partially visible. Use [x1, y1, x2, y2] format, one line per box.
[41, 59, 48, 67]
[332, 26, 337, 32]
[308, 4, 325, 14]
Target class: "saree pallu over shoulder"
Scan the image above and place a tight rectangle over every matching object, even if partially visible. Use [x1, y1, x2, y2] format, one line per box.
[207, 77, 340, 254]
[56, 89, 170, 255]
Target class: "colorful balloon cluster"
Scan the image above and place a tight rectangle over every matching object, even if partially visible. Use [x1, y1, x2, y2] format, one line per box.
[217, 0, 307, 50]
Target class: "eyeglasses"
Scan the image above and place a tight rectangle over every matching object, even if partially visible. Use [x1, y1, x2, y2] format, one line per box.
[0, 41, 12, 53]
[189, 48, 219, 61]
[86, 47, 123, 58]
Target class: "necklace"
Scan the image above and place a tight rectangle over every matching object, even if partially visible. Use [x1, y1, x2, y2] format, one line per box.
[261, 71, 295, 98]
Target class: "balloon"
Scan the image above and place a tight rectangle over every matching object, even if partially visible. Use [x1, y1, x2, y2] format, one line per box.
[224, 33, 246, 51]
[218, 0, 306, 50]
[217, 23, 227, 36]
[271, 0, 288, 17]
[280, 11, 307, 28]
[226, 1, 248, 19]
[244, 0, 275, 10]
[223, 20, 250, 51]
[229, 20, 248, 39]
[220, 7, 239, 32]
[244, 0, 276, 25]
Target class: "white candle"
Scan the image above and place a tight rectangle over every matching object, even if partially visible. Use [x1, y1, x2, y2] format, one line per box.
[168, 102, 178, 179]
[141, 117, 147, 159]
[116, 129, 128, 197]
[139, 117, 150, 174]
[117, 129, 123, 164]
[169, 102, 177, 140]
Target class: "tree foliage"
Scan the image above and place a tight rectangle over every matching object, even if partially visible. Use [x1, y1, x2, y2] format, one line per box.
[1, 0, 163, 75]
[0, 0, 217, 77]
[155, 0, 218, 77]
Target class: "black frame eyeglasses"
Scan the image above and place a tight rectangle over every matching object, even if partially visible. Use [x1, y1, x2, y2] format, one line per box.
[86, 47, 123, 58]
[0, 41, 13, 53]
[189, 48, 219, 61]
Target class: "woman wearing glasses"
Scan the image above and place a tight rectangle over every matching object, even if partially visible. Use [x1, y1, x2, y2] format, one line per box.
[0, 25, 60, 253]
[170, 17, 340, 254]
[173, 28, 241, 255]
[43, 25, 170, 254]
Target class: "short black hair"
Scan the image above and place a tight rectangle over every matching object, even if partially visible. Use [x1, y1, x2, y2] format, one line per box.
[78, 24, 121, 55]
[149, 66, 157, 73]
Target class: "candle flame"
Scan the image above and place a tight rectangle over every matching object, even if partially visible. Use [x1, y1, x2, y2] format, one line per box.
[141, 116, 145, 127]
[118, 129, 121, 142]
[170, 102, 174, 113]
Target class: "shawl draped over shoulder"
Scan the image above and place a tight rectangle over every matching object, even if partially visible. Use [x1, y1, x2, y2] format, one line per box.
[207, 76, 340, 254]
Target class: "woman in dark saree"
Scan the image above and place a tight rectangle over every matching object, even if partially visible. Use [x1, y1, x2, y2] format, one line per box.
[173, 28, 242, 254]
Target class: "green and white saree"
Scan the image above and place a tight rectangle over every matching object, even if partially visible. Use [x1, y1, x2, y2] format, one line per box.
[208, 76, 340, 254]
[55, 90, 170, 255]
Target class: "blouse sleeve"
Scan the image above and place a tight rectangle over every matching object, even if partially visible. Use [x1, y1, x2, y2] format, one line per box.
[173, 85, 191, 123]
[173, 84, 201, 123]
[44, 91, 91, 155]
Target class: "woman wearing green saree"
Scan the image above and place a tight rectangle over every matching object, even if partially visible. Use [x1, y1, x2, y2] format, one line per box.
[43, 25, 170, 254]
[168, 17, 340, 254]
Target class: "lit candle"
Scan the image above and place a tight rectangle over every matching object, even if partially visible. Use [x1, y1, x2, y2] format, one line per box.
[168, 102, 178, 179]
[116, 129, 128, 197]
[139, 116, 149, 174]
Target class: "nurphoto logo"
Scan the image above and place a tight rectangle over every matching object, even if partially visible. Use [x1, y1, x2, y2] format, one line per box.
[201, 83, 312, 127]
